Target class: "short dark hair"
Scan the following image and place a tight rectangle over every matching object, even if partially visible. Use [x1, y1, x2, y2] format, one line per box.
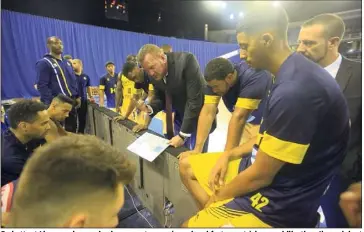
[122, 61, 138, 77]
[7, 100, 47, 129]
[236, 3, 289, 38]
[53, 94, 75, 106]
[302, 14, 345, 41]
[10, 134, 136, 227]
[126, 55, 137, 62]
[105, 61, 115, 67]
[63, 55, 73, 60]
[204, 58, 235, 82]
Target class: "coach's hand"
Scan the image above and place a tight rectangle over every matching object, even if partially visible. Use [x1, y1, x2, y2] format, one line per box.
[168, 135, 184, 148]
[132, 124, 148, 133]
[208, 152, 230, 192]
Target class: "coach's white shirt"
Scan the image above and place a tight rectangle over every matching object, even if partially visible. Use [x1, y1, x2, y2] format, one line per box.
[324, 54, 342, 78]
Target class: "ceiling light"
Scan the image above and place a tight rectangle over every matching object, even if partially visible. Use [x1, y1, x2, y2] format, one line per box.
[273, 1, 280, 7]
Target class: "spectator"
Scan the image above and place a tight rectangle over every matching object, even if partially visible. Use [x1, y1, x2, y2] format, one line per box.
[99, 61, 117, 110]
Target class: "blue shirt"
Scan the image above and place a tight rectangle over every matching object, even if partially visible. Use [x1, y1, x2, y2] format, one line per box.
[99, 73, 117, 108]
[204, 61, 271, 125]
[231, 53, 350, 227]
[1, 129, 45, 186]
[36, 54, 79, 105]
[76, 73, 90, 100]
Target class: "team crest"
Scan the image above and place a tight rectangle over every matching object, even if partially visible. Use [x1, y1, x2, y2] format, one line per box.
[84, 77, 87, 80]
[107, 78, 110, 81]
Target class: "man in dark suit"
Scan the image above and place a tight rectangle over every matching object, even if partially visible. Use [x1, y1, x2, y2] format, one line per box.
[135, 44, 213, 151]
[297, 13, 362, 228]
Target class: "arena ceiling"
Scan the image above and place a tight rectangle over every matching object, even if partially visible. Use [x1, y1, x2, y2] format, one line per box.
[2, 0, 361, 40]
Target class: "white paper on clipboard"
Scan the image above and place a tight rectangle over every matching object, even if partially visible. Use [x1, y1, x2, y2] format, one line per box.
[127, 132, 169, 162]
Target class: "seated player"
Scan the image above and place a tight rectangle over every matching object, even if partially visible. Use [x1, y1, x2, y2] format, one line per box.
[179, 4, 350, 228]
[7, 135, 136, 228]
[1, 100, 50, 186]
[99, 61, 118, 111]
[114, 61, 154, 131]
[179, 57, 270, 159]
[44, 94, 74, 143]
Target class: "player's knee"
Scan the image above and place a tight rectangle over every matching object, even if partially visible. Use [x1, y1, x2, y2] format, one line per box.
[181, 220, 189, 228]
[179, 156, 192, 177]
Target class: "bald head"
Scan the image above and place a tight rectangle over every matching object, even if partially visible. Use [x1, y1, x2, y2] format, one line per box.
[47, 36, 63, 55]
[47, 36, 60, 45]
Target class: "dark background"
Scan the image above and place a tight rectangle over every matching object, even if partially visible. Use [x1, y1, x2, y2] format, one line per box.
[2, 0, 362, 40]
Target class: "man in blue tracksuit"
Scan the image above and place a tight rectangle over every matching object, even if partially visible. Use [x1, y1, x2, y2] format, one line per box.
[35, 36, 80, 133]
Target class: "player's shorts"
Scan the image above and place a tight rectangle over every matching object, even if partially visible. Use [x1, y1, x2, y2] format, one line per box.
[187, 153, 271, 228]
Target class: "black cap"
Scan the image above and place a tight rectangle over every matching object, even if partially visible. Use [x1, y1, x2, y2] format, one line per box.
[105, 61, 115, 67]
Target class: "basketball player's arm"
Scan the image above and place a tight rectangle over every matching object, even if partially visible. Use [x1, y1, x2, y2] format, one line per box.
[36, 61, 53, 105]
[86, 76, 93, 99]
[115, 74, 123, 110]
[147, 89, 154, 102]
[224, 107, 252, 151]
[123, 93, 140, 119]
[224, 70, 269, 151]
[87, 87, 92, 99]
[214, 88, 315, 203]
[99, 77, 106, 107]
[225, 135, 257, 160]
[193, 97, 219, 153]
[214, 150, 285, 203]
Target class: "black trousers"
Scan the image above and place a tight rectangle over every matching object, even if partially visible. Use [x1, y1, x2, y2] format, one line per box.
[65, 107, 78, 133]
[77, 100, 88, 134]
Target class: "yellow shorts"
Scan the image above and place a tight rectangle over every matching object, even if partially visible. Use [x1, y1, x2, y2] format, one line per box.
[187, 153, 271, 228]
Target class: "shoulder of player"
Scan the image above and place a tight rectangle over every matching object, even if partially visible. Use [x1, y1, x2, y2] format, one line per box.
[269, 82, 307, 107]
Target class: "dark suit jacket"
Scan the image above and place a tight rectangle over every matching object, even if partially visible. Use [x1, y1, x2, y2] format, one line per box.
[336, 56, 362, 182]
[149, 52, 213, 134]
